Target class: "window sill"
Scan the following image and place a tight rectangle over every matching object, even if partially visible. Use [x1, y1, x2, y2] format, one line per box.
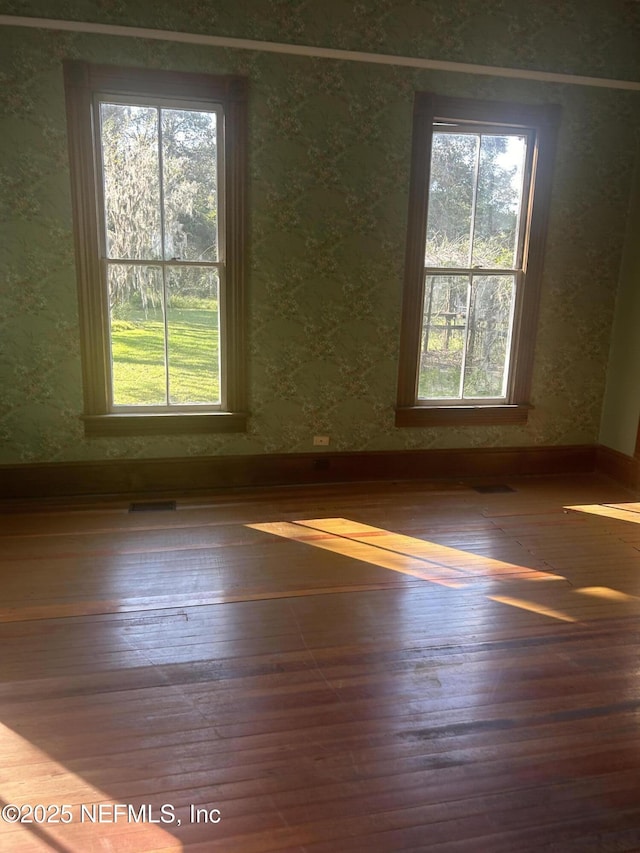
[395, 404, 531, 428]
[83, 412, 248, 437]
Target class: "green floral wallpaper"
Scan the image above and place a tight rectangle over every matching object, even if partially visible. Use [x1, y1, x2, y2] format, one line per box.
[1, 1, 639, 463]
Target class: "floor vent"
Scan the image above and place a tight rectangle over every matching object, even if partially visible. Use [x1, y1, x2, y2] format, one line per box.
[471, 484, 515, 494]
[129, 500, 177, 513]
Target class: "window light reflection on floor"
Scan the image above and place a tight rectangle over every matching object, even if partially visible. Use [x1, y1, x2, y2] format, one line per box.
[248, 517, 578, 622]
[0, 722, 182, 851]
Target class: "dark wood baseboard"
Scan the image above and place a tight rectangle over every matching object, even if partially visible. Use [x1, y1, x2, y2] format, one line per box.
[596, 444, 640, 491]
[0, 444, 598, 502]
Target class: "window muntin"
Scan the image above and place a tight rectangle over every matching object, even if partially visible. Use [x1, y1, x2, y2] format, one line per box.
[396, 94, 560, 427]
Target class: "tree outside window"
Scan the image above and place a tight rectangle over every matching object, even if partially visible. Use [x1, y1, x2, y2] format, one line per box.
[396, 94, 560, 427]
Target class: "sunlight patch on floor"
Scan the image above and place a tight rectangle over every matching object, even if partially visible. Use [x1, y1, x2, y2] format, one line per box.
[566, 503, 640, 524]
[487, 594, 577, 623]
[249, 517, 640, 623]
[576, 586, 640, 602]
[296, 517, 565, 582]
[248, 520, 469, 588]
[248, 518, 579, 621]
[0, 722, 182, 851]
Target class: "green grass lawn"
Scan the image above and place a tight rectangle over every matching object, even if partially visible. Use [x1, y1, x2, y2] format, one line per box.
[110, 306, 220, 405]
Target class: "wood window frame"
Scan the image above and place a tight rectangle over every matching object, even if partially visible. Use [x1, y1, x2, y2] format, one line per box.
[396, 93, 560, 428]
[63, 62, 248, 437]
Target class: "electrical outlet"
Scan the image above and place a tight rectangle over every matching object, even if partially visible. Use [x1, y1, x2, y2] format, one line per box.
[313, 435, 330, 446]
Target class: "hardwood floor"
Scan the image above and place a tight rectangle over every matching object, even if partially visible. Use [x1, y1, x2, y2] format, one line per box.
[2, 474, 640, 851]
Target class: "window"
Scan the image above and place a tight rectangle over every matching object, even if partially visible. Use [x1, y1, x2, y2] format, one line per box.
[396, 94, 560, 427]
[64, 63, 248, 436]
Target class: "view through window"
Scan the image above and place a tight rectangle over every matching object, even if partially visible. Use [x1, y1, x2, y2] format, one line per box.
[99, 100, 223, 407]
[420, 126, 530, 402]
[396, 94, 560, 427]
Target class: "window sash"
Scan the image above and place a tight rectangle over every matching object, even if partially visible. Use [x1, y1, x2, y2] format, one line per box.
[103, 260, 224, 412]
[425, 126, 535, 275]
[419, 122, 533, 404]
[417, 270, 519, 404]
[92, 94, 227, 413]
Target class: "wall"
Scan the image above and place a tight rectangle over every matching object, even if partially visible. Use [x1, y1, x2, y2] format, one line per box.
[1, 1, 640, 464]
[600, 139, 640, 456]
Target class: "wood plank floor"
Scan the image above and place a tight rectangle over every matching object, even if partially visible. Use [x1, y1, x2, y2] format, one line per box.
[2, 473, 640, 851]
